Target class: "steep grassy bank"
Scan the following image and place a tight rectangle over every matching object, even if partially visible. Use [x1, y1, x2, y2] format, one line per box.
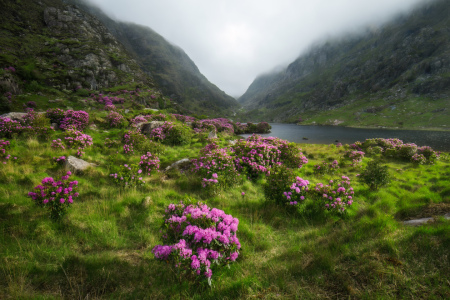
[1, 116, 449, 298]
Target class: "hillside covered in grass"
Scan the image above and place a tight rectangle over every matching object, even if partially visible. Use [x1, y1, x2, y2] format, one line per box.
[238, 0, 450, 129]
[1, 100, 449, 298]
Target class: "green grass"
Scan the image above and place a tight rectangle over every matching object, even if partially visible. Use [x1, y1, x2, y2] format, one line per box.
[0, 131, 449, 299]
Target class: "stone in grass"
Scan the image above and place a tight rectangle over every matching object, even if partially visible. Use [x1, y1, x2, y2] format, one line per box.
[64, 156, 94, 174]
[208, 129, 217, 139]
[139, 121, 166, 134]
[1, 112, 27, 121]
[164, 158, 190, 172]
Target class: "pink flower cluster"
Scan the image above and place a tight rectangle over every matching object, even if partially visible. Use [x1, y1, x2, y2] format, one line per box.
[0, 139, 17, 164]
[191, 143, 240, 189]
[0, 116, 54, 139]
[106, 111, 125, 128]
[314, 160, 339, 175]
[284, 177, 309, 205]
[53, 155, 66, 165]
[4, 66, 15, 72]
[172, 114, 196, 123]
[59, 110, 89, 131]
[311, 176, 354, 213]
[28, 171, 79, 219]
[63, 126, 93, 157]
[51, 138, 65, 150]
[344, 150, 365, 166]
[359, 138, 440, 164]
[152, 202, 240, 283]
[195, 118, 234, 134]
[139, 152, 160, 175]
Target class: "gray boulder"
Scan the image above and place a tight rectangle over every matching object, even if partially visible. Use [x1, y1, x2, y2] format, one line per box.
[64, 156, 94, 174]
[165, 158, 190, 172]
[140, 121, 166, 134]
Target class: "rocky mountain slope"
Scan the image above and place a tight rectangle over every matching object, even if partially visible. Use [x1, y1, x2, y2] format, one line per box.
[0, 0, 238, 116]
[238, 0, 450, 129]
[66, 0, 239, 115]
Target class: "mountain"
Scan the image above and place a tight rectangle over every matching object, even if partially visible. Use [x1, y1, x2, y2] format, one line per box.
[238, 0, 450, 129]
[0, 0, 238, 116]
[65, 0, 238, 116]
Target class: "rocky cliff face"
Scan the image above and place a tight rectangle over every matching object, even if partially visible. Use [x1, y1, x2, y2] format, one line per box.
[65, 0, 239, 115]
[0, 0, 238, 116]
[0, 0, 151, 94]
[238, 0, 450, 127]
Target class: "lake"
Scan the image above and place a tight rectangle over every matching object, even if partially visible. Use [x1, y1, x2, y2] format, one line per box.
[240, 124, 450, 152]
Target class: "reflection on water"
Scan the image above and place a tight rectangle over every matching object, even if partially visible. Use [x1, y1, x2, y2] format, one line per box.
[241, 124, 450, 152]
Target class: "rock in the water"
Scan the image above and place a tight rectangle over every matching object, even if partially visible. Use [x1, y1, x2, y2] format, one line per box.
[64, 156, 94, 174]
[165, 158, 190, 172]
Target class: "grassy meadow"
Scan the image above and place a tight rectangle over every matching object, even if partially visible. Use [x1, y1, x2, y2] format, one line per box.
[1, 121, 450, 299]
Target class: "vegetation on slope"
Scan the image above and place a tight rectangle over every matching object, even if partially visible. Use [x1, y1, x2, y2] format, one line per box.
[1, 95, 449, 299]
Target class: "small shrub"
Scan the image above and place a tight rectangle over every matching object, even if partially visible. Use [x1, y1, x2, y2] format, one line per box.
[28, 171, 79, 220]
[309, 176, 355, 213]
[152, 201, 241, 286]
[359, 160, 391, 190]
[110, 163, 146, 188]
[263, 165, 295, 204]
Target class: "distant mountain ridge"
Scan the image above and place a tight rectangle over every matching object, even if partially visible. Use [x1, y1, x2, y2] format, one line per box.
[238, 0, 450, 129]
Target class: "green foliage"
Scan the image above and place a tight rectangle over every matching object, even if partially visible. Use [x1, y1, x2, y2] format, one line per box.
[263, 165, 294, 204]
[359, 160, 391, 190]
[163, 123, 192, 146]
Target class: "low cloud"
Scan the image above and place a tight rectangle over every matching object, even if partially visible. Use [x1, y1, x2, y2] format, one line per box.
[89, 0, 428, 96]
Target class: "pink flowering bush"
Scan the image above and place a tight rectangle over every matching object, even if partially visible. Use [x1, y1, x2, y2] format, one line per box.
[0, 114, 54, 140]
[63, 126, 93, 157]
[53, 155, 66, 165]
[46, 108, 65, 125]
[190, 143, 241, 191]
[0, 139, 17, 165]
[110, 164, 145, 188]
[359, 138, 439, 164]
[60, 110, 89, 131]
[309, 176, 355, 213]
[139, 152, 160, 175]
[152, 202, 241, 286]
[106, 111, 127, 128]
[51, 138, 65, 150]
[283, 177, 310, 206]
[313, 160, 339, 176]
[149, 122, 192, 146]
[28, 171, 79, 220]
[344, 150, 365, 167]
[122, 130, 164, 155]
[233, 135, 308, 179]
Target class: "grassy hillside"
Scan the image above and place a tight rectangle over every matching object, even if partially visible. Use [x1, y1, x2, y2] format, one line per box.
[1, 105, 449, 299]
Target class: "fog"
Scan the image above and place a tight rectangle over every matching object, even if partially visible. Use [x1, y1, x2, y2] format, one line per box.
[88, 0, 429, 97]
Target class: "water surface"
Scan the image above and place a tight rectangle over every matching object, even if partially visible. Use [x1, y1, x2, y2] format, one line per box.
[241, 124, 450, 152]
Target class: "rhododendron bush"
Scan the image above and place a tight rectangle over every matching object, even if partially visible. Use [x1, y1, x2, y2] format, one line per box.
[28, 171, 79, 220]
[152, 202, 240, 286]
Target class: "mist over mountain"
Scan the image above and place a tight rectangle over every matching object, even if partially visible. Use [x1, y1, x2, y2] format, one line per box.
[238, 0, 449, 129]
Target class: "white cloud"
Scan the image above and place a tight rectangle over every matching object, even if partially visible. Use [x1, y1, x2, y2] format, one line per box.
[89, 0, 428, 96]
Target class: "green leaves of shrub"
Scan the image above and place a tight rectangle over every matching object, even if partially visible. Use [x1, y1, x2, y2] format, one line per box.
[359, 160, 391, 190]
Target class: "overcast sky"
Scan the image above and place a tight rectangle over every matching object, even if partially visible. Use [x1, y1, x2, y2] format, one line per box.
[89, 0, 428, 97]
